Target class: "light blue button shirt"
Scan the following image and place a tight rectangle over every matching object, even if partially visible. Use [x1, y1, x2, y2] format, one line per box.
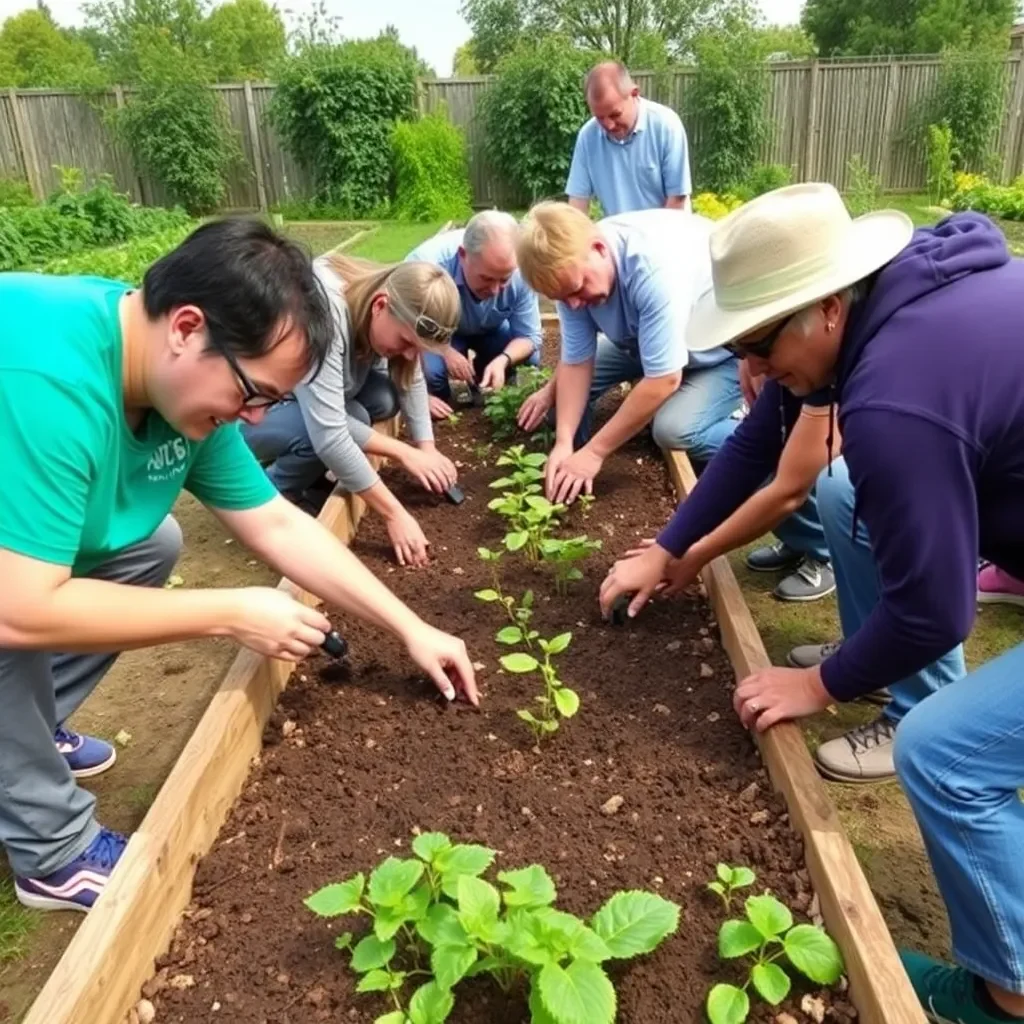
[558, 209, 732, 374]
[565, 99, 692, 217]
[405, 229, 542, 351]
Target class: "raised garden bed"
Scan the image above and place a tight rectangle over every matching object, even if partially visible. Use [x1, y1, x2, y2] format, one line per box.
[23, 411, 924, 1024]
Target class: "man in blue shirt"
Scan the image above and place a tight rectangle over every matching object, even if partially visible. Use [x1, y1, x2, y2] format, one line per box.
[406, 211, 543, 420]
[566, 62, 691, 217]
[516, 202, 742, 504]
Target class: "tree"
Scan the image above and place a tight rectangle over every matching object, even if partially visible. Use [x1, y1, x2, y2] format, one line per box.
[753, 24, 817, 59]
[202, 0, 285, 81]
[452, 40, 480, 75]
[0, 9, 106, 87]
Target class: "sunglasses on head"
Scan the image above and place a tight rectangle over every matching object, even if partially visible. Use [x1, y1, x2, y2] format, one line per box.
[725, 314, 794, 360]
[413, 313, 452, 343]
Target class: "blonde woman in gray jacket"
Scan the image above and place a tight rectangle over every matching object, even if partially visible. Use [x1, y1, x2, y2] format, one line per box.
[245, 253, 460, 567]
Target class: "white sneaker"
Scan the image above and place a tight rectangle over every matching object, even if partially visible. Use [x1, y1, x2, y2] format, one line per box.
[814, 716, 897, 782]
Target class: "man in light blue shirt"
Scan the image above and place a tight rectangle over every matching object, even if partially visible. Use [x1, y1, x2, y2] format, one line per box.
[566, 62, 691, 217]
[516, 203, 741, 504]
[406, 211, 542, 419]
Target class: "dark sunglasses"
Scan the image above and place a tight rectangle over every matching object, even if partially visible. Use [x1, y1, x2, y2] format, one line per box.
[414, 313, 452, 343]
[725, 314, 794, 360]
[217, 344, 280, 409]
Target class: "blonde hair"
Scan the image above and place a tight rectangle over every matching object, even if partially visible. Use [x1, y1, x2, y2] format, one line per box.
[326, 251, 459, 389]
[516, 201, 599, 298]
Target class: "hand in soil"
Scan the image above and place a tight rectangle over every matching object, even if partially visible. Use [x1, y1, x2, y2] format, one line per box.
[230, 587, 332, 661]
[599, 542, 673, 620]
[623, 538, 703, 598]
[386, 508, 431, 567]
[734, 664, 831, 732]
[401, 445, 458, 494]
[517, 381, 554, 432]
[548, 444, 602, 505]
[404, 620, 480, 706]
[444, 347, 476, 383]
[429, 395, 455, 421]
[479, 354, 508, 391]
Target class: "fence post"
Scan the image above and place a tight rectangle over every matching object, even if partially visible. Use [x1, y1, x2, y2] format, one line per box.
[415, 77, 428, 117]
[7, 88, 45, 200]
[243, 81, 269, 211]
[803, 60, 820, 181]
[878, 60, 900, 190]
[1002, 56, 1024, 183]
[113, 84, 145, 204]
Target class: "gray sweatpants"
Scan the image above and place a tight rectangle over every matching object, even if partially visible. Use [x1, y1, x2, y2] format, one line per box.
[0, 516, 182, 878]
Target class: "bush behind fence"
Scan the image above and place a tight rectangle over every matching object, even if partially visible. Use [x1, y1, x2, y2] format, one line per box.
[2, 56, 1023, 211]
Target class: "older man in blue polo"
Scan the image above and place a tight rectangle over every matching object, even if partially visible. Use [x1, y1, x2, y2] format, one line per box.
[566, 62, 692, 217]
[406, 210, 542, 420]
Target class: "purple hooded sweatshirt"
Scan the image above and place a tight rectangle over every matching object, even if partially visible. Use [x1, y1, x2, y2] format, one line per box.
[658, 212, 1024, 702]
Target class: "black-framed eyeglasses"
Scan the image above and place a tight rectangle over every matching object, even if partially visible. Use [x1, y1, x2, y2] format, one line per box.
[218, 344, 280, 409]
[725, 314, 794, 360]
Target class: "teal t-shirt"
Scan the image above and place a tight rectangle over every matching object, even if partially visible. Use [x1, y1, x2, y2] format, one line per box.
[0, 273, 277, 575]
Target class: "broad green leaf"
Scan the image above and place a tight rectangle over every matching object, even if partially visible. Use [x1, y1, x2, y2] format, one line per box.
[554, 687, 580, 718]
[546, 632, 572, 654]
[489, 476, 516, 488]
[731, 867, 756, 888]
[501, 652, 540, 673]
[412, 831, 452, 864]
[752, 962, 791, 1005]
[590, 891, 680, 959]
[356, 969, 397, 993]
[369, 858, 425, 908]
[474, 589, 500, 602]
[537, 960, 616, 1024]
[431, 943, 478, 989]
[716, 864, 733, 885]
[304, 874, 365, 917]
[408, 980, 455, 1024]
[487, 497, 507, 511]
[718, 920, 764, 959]
[706, 983, 749, 1024]
[504, 919, 558, 967]
[466, 954, 504, 977]
[416, 903, 469, 947]
[522, 590, 534, 608]
[568, 924, 613, 963]
[477, 546, 497, 560]
[334, 932, 353, 951]
[528, 981, 559, 1024]
[517, 709, 539, 724]
[745, 894, 792, 940]
[457, 875, 501, 937]
[374, 1013, 407, 1024]
[374, 905, 410, 941]
[498, 865, 557, 909]
[525, 495, 553, 512]
[566, 568, 583, 581]
[402, 883, 433, 922]
[523, 452, 547, 467]
[707, 882, 726, 898]
[528, 909, 610, 962]
[505, 531, 529, 552]
[496, 626, 524, 645]
[783, 924, 844, 984]
[436, 844, 495, 881]
[540, 719, 560, 733]
[351, 934, 396, 972]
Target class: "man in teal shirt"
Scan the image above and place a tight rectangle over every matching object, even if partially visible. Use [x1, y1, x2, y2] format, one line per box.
[0, 219, 478, 914]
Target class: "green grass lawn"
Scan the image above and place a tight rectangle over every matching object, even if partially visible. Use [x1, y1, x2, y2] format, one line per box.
[0, 880, 33, 968]
[882, 192, 1024, 254]
[281, 220, 363, 257]
[345, 220, 449, 262]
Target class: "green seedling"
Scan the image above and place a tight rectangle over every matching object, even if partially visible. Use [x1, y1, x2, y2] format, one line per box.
[306, 834, 680, 1024]
[483, 365, 552, 440]
[706, 893, 845, 1024]
[539, 534, 603, 594]
[576, 493, 595, 515]
[445, 412, 462, 428]
[475, 552, 539, 650]
[488, 450, 565, 561]
[707, 863, 756, 910]
[501, 633, 579, 743]
[472, 442, 493, 463]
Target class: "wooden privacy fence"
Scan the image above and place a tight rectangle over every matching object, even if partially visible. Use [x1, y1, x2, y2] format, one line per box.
[2, 56, 1023, 210]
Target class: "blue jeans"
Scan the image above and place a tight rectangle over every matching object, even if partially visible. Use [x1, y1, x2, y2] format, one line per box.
[422, 323, 540, 401]
[772, 488, 830, 563]
[576, 336, 742, 463]
[894, 640, 1024, 991]
[242, 371, 398, 495]
[816, 456, 966, 722]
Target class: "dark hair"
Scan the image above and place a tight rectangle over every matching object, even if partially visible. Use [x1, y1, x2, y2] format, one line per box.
[142, 217, 333, 376]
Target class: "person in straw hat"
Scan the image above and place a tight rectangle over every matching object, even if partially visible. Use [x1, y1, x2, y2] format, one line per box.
[600, 182, 1024, 1022]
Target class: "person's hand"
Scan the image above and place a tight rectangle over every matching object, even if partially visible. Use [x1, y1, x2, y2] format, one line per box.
[518, 382, 554, 432]
[599, 542, 673, 620]
[739, 359, 766, 408]
[733, 665, 832, 733]
[401, 444, 458, 494]
[403, 620, 479, 706]
[544, 439, 574, 498]
[480, 354, 510, 391]
[619, 538, 702, 597]
[429, 395, 455, 421]
[386, 508, 431, 568]
[548, 445, 603, 504]
[444, 348, 476, 384]
[229, 587, 332, 661]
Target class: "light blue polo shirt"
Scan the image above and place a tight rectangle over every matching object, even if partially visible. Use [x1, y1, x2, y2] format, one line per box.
[406, 229, 542, 351]
[558, 209, 733, 374]
[565, 98, 692, 216]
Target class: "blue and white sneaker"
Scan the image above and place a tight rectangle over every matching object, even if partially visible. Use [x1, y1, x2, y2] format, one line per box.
[14, 828, 128, 912]
[55, 726, 116, 779]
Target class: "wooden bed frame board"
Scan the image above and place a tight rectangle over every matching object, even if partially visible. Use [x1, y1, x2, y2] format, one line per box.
[24, 447, 925, 1024]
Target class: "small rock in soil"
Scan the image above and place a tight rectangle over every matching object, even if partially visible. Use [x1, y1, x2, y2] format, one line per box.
[653, 703, 671, 715]
[775, 1015, 799, 1024]
[701, 636, 716, 652]
[700, 663, 714, 678]
[665, 640, 682, 652]
[740, 782, 760, 803]
[750, 810, 770, 825]
[802, 994, 827, 1023]
[809, 892, 821, 919]
[141, 970, 169, 999]
[707, 712, 720, 723]
[281, 720, 297, 738]
[135, 1000, 156, 1024]
[306, 986, 327, 1007]
[169, 974, 195, 990]
[601, 795, 625, 816]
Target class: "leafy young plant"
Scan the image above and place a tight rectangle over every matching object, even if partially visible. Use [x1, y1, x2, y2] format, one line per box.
[306, 834, 680, 1024]
[483, 365, 552, 440]
[488, 446, 565, 560]
[475, 551, 539, 651]
[539, 535, 602, 595]
[926, 122, 956, 205]
[501, 632, 579, 742]
[707, 863, 756, 910]
[706, 894, 844, 1024]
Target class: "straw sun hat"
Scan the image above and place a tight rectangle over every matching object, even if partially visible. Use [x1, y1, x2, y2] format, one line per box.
[686, 182, 915, 354]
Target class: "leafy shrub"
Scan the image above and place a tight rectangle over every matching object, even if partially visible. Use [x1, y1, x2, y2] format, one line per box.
[691, 27, 772, 193]
[481, 37, 596, 204]
[306, 834, 680, 1024]
[0, 176, 35, 208]
[392, 111, 473, 223]
[733, 163, 793, 201]
[34, 223, 195, 283]
[844, 155, 883, 216]
[272, 41, 418, 216]
[692, 192, 744, 220]
[950, 172, 1024, 221]
[926, 123, 955, 205]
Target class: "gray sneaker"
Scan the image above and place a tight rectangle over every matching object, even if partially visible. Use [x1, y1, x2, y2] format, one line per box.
[746, 541, 803, 573]
[774, 557, 836, 602]
[786, 641, 891, 706]
[814, 716, 897, 782]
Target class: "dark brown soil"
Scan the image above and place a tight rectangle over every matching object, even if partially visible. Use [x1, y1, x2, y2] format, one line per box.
[150, 413, 856, 1024]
